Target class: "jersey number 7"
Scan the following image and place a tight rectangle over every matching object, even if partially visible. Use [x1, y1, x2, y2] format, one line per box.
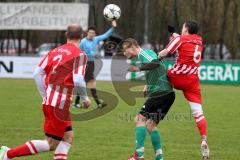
[52, 55, 63, 74]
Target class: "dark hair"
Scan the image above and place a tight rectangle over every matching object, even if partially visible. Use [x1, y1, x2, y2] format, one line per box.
[184, 21, 199, 34]
[87, 26, 97, 32]
[66, 24, 82, 40]
[120, 38, 139, 50]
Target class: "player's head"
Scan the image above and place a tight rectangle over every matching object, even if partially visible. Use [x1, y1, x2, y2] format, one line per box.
[66, 24, 83, 42]
[87, 26, 97, 40]
[120, 38, 140, 59]
[181, 21, 199, 35]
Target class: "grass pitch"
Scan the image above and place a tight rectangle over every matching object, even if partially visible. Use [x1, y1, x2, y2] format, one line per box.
[0, 79, 240, 160]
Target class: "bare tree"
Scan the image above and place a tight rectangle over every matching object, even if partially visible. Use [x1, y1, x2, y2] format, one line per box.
[219, 0, 232, 59]
[173, 0, 180, 33]
[231, 0, 239, 58]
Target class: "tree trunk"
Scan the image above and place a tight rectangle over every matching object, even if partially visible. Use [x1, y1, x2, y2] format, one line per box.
[194, 0, 198, 20]
[160, 0, 168, 43]
[143, 0, 149, 43]
[173, 0, 180, 33]
[219, 0, 231, 59]
[89, 0, 97, 27]
[232, 0, 238, 59]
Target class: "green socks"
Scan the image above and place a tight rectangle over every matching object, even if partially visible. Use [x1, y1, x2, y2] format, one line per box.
[151, 130, 163, 160]
[135, 126, 147, 158]
[135, 127, 163, 159]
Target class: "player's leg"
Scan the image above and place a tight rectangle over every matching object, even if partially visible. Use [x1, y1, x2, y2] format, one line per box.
[86, 61, 106, 108]
[0, 138, 52, 160]
[128, 114, 147, 160]
[168, 74, 209, 159]
[44, 105, 73, 160]
[188, 100, 209, 159]
[170, 74, 208, 138]
[183, 86, 210, 159]
[189, 101, 207, 137]
[87, 80, 106, 107]
[0, 132, 61, 160]
[183, 87, 208, 138]
[146, 120, 163, 160]
[146, 92, 175, 160]
[0, 105, 57, 159]
[73, 94, 81, 108]
[54, 129, 73, 160]
[135, 114, 147, 158]
[47, 105, 73, 160]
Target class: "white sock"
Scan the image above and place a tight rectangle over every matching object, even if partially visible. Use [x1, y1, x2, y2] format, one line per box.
[54, 141, 71, 160]
[30, 140, 50, 153]
[3, 148, 10, 160]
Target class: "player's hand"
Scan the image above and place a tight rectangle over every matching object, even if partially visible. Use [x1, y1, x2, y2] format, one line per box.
[170, 33, 180, 40]
[158, 49, 169, 59]
[158, 52, 162, 59]
[128, 65, 139, 72]
[112, 20, 117, 28]
[42, 96, 47, 103]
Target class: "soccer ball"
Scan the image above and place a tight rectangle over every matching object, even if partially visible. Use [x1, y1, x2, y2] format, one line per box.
[103, 4, 121, 21]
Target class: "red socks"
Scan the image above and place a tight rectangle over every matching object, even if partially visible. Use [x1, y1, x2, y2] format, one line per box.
[7, 140, 50, 159]
[195, 114, 207, 136]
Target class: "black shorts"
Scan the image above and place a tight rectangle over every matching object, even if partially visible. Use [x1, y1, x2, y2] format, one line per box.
[84, 61, 95, 82]
[139, 91, 175, 124]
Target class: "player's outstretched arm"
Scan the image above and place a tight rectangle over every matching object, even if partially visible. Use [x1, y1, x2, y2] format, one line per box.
[33, 67, 47, 100]
[95, 20, 117, 42]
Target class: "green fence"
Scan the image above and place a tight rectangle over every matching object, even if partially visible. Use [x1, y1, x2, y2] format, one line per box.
[131, 60, 240, 85]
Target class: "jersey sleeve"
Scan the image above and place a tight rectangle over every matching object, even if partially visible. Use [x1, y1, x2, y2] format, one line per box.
[38, 54, 49, 71]
[95, 27, 114, 43]
[164, 36, 182, 54]
[138, 50, 156, 64]
[73, 52, 88, 76]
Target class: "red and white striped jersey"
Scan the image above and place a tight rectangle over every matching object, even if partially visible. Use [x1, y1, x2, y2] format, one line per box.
[38, 42, 87, 109]
[165, 34, 203, 75]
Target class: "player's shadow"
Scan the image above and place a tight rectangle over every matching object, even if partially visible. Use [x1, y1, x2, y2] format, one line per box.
[71, 89, 119, 121]
[71, 57, 119, 121]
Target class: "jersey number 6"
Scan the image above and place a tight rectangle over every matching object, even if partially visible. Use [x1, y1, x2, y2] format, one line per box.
[193, 45, 201, 63]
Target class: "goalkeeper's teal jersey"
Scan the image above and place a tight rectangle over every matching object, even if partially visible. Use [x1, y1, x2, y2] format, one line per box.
[137, 49, 173, 95]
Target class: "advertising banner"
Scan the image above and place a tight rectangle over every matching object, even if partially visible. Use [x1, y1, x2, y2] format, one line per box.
[0, 3, 89, 30]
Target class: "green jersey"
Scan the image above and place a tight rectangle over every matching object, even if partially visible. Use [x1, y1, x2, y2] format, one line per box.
[137, 49, 173, 95]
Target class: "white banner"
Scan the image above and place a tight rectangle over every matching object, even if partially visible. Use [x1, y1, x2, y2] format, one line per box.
[94, 59, 112, 81]
[0, 56, 39, 78]
[0, 57, 127, 81]
[0, 3, 89, 30]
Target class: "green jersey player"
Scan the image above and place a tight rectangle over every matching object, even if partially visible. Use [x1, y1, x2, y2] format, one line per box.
[121, 38, 175, 160]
